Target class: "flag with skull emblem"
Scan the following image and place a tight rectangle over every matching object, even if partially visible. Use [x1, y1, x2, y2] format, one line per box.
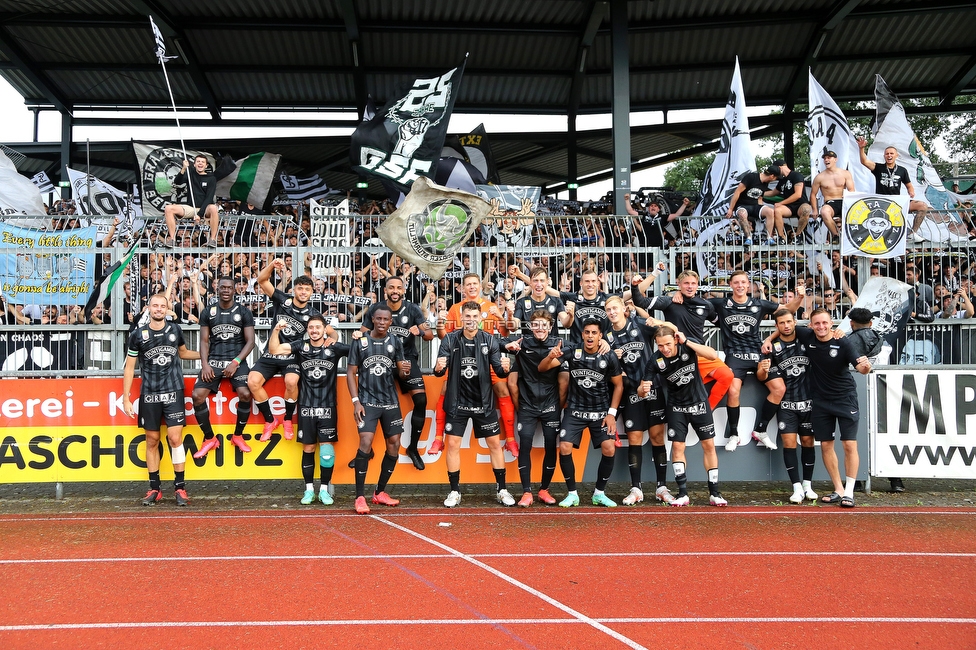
[376, 176, 490, 280]
[840, 191, 910, 259]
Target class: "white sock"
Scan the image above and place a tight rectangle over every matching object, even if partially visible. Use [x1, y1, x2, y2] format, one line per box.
[792, 482, 803, 492]
[844, 476, 856, 498]
[802, 480, 812, 489]
[593, 489, 604, 496]
[305, 483, 314, 491]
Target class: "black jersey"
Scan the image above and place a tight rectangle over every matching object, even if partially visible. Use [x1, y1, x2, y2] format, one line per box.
[514, 294, 566, 337]
[561, 346, 622, 412]
[605, 316, 656, 387]
[198, 301, 254, 361]
[126, 322, 186, 396]
[651, 342, 708, 407]
[434, 330, 509, 416]
[736, 171, 768, 206]
[795, 327, 860, 405]
[266, 288, 321, 357]
[559, 291, 609, 342]
[362, 301, 426, 361]
[348, 334, 405, 408]
[871, 164, 911, 196]
[636, 292, 715, 345]
[513, 335, 563, 412]
[709, 296, 779, 364]
[293, 341, 350, 408]
[776, 170, 808, 204]
[765, 336, 810, 402]
[173, 168, 216, 208]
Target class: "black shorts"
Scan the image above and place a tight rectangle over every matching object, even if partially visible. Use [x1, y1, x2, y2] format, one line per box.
[359, 404, 404, 439]
[251, 354, 300, 380]
[777, 401, 813, 436]
[396, 362, 426, 393]
[666, 402, 715, 443]
[824, 199, 843, 217]
[780, 201, 808, 218]
[444, 411, 500, 439]
[621, 391, 651, 433]
[812, 402, 858, 442]
[559, 411, 612, 450]
[297, 406, 337, 444]
[194, 359, 251, 392]
[139, 391, 186, 431]
[728, 358, 781, 382]
[736, 204, 764, 222]
[516, 407, 560, 447]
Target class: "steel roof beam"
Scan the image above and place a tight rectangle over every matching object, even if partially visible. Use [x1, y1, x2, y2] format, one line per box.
[0, 27, 70, 114]
[940, 54, 976, 104]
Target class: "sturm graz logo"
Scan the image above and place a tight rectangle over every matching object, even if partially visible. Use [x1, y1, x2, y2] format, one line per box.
[844, 197, 906, 256]
[406, 199, 473, 262]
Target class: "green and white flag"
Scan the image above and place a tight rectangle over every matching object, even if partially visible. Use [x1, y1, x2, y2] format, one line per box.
[376, 176, 490, 280]
[83, 238, 139, 320]
[215, 152, 282, 211]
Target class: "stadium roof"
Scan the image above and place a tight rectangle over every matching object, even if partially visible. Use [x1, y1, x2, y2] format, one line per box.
[1, 0, 974, 193]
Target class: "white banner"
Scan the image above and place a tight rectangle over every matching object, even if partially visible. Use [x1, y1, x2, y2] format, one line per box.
[693, 58, 756, 217]
[308, 199, 350, 277]
[66, 168, 142, 218]
[840, 191, 910, 259]
[807, 71, 875, 194]
[872, 369, 976, 479]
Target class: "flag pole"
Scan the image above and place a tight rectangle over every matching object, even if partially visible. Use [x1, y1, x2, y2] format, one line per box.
[150, 17, 196, 214]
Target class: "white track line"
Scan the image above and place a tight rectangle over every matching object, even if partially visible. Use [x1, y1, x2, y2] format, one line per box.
[372, 513, 649, 650]
[2, 550, 974, 565]
[0, 508, 973, 524]
[1, 617, 973, 632]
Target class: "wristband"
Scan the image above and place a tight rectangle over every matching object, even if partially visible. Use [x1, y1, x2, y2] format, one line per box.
[233, 357, 242, 364]
[607, 407, 617, 417]
[351, 397, 360, 403]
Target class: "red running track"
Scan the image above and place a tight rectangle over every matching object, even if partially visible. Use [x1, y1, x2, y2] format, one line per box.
[0, 507, 974, 649]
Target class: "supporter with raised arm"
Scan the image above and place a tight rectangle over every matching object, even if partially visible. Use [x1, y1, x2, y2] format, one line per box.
[856, 136, 928, 242]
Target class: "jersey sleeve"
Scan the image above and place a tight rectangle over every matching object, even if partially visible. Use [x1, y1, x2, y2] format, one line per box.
[126, 329, 141, 357]
[606, 351, 622, 377]
[271, 288, 290, 308]
[348, 339, 365, 366]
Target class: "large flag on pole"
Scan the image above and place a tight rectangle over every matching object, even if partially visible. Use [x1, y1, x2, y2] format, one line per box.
[280, 174, 330, 201]
[0, 149, 47, 227]
[214, 152, 281, 211]
[351, 59, 467, 192]
[66, 168, 142, 218]
[376, 176, 490, 280]
[694, 58, 756, 216]
[132, 142, 214, 217]
[443, 124, 500, 185]
[807, 71, 874, 193]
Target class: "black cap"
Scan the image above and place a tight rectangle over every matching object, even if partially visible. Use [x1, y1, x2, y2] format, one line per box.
[772, 159, 787, 167]
[848, 307, 873, 325]
[763, 165, 781, 177]
[823, 150, 838, 158]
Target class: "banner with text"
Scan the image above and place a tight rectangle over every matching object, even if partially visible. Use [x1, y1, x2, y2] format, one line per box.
[872, 369, 976, 479]
[0, 223, 97, 305]
[308, 199, 351, 277]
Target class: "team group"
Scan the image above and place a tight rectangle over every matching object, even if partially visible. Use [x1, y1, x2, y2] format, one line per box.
[123, 256, 872, 512]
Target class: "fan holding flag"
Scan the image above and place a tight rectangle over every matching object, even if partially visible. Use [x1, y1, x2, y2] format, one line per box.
[160, 155, 220, 248]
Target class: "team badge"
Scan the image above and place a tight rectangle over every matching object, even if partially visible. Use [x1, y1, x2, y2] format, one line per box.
[524, 300, 532, 309]
[401, 315, 409, 324]
[325, 349, 332, 357]
[445, 423, 453, 432]
[625, 419, 633, 428]
[750, 306, 758, 313]
[773, 342, 782, 352]
[599, 359, 607, 368]
[696, 308, 704, 315]
[285, 299, 293, 307]
[360, 338, 368, 347]
[168, 334, 176, 342]
[574, 349, 582, 359]
[779, 421, 785, 430]
[387, 344, 394, 354]
[630, 330, 638, 338]
[657, 358, 666, 369]
[233, 313, 241, 322]
[667, 428, 676, 439]
[681, 353, 688, 361]
[210, 306, 217, 316]
[548, 305, 555, 313]
[829, 349, 838, 357]
[481, 345, 489, 356]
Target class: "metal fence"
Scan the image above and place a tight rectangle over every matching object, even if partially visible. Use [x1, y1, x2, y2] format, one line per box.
[2, 209, 975, 376]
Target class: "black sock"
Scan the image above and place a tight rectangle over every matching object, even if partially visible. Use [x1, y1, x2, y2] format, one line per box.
[518, 432, 534, 492]
[448, 470, 461, 492]
[284, 399, 297, 421]
[234, 401, 251, 437]
[673, 461, 688, 497]
[302, 451, 315, 485]
[174, 471, 185, 491]
[628, 443, 642, 489]
[596, 453, 614, 492]
[376, 453, 397, 493]
[801, 446, 816, 482]
[727, 405, 740, 436]
[256, 399, 273, 423]
[783, 446, 799, 484]
[651, 444, 668, 487]
[149, 471, 161, 491]
[409, 393, 427, 451]
[493, 467, 507, 493]
[541, 430, 558, 490]
[194, 403, 214, 438]
[559, 453, 576, 492]
[757, 399, 779, 432]
[320, 465, 334, 486]
[354, 449, 370, 498]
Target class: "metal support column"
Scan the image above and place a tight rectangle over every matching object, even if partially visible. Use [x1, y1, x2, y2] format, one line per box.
[783, 105, 795, 167]
[609, 0, 631, 214]
[60, 112, 72, 201]
[568, 114, 578, 201]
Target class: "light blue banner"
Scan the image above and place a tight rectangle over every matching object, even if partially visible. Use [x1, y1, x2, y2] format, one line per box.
[0, 223, 98, 306]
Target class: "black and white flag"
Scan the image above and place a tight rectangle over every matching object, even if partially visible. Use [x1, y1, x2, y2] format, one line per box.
[30, 171, 55, 194]
[693, 58, 756, 216]
[351, 60, 466, 192]
[280, 174, 330, 201]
